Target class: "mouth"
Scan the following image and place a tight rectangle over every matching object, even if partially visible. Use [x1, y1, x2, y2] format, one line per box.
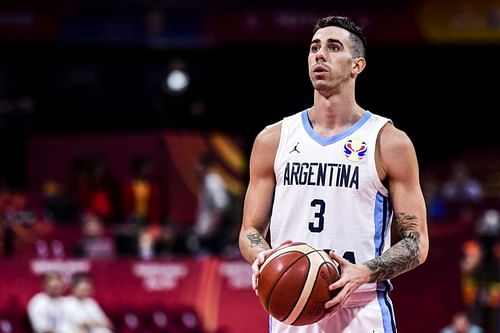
[313, 65, 329, 74]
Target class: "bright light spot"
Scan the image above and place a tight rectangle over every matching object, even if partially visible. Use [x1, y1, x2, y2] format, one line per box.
[166, 69, 189, 93]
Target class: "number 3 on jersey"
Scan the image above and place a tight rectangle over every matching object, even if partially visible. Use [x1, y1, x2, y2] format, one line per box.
[308, 199, 357, 263]
[308, 199, 325, 232]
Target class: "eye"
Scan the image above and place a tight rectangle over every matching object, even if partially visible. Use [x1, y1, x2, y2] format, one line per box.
[329, 45, 340, 51]
[310, 45, 319, 52]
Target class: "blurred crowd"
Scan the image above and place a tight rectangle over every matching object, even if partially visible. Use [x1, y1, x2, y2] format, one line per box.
[455, 208, 500, 333]
[27, 271, 113, 333]
[1, 148, 499, 261]
[3, 146, 500, 332]
[0, 152, 242, 262]
[423, 161, 487, 224]
[24, 270, 208, 333]
[422, 156, 500, 333]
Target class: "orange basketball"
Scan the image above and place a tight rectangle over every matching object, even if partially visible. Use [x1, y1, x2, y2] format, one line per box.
[257, 242, 340, 326]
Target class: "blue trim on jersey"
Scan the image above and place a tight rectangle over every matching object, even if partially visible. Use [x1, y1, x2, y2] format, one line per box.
[377, 291, 397, 332]
[301, 109, 372, 146]
[378, 280, 394, 294]
[374, 193, 395, 292]
[269, 315, 272, 333]
[373, 192, 386, 257]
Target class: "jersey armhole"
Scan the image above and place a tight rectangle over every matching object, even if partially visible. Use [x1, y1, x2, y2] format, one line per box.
[273, 116, 290, 177]
[369, 118, 391, 196]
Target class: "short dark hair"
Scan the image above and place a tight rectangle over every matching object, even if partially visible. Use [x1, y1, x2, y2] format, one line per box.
[42, 271, 62, 283]
[70, 271, 92, 287]
[312, 16, 367, 58]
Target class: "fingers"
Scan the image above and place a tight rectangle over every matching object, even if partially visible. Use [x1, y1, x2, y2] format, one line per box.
[252, 252, 267, 273]
[329, 251, 349, 266]
[251, 241, 293, 297]
[252, 271, 258, 295]
[329, 278, 345, 291]
[324, 285, 348, 313]
[251, 256, 263, 294]
[251, 252, 268, 295]
[328, 267, 347, 293]
[325, 251, 349, 313]
[252, 274, 259, 296]
[324, 304, 336, 318]
[324, 298, 342, 314]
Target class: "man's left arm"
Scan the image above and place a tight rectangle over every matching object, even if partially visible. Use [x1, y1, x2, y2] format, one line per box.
[325, 123, 429, 311]
[364, 124, 429, 281]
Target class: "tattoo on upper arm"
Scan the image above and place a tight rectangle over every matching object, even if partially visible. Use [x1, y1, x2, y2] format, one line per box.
[247, 231, 267, 249]
[365, 212, 421, 282]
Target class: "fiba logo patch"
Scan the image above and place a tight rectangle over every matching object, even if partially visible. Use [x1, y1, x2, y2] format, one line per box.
[343, 138, 367, 162]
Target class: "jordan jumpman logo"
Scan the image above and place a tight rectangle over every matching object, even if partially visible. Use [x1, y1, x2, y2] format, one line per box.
[289, 142, 300, 154]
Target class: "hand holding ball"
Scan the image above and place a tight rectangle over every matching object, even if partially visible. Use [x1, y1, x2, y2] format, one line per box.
[257, 242, 340, 326]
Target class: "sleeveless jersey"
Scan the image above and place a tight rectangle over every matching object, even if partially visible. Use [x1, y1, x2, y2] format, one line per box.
[270, 109, 393, 294]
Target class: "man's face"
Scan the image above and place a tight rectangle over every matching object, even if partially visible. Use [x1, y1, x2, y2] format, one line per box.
[452, 315, 470, 333]
[73, 279, 93, 299]
[308, 26, 357, 94]
[45, 275, 64, 297]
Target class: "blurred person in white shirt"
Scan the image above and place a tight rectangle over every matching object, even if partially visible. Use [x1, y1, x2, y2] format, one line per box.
[61, 271, 113, 333]
[440, 311, 484, 333]
[188, 153, 232, 255]
[27, 271, 66, 333]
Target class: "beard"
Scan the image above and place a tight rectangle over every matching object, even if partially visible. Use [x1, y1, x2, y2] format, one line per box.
[312, 73, 350, 97]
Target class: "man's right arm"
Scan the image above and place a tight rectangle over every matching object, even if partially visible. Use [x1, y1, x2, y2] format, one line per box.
[238, 122, 281, 264]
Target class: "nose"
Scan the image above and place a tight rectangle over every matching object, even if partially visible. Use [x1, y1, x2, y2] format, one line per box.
[314, 46, 327, 63]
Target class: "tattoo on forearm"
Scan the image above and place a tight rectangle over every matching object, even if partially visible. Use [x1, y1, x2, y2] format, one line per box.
[365, 212, 421, 282]
[247, 231, 267, 249]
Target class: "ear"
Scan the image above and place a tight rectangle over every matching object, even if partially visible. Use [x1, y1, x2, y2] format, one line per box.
[352, 57, 366, 76]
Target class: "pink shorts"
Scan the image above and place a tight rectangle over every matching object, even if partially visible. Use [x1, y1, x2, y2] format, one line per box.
[269, 291, 396, 333]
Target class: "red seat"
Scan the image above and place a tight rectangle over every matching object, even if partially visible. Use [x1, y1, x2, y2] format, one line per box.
[0, 318, 13, 333]
[177, 307, 204, 333]
[116, 311, 149, 333]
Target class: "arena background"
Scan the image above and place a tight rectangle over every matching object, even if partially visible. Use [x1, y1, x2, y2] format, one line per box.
[1, 0, 500, 332]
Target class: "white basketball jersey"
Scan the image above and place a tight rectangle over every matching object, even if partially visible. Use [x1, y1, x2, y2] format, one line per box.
[268, 110, 397, 333]
[270, 109, 393, 294]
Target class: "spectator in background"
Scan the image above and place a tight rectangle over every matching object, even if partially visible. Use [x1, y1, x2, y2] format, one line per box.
[68, 158, 122, 224]
[2, 191, 38, 258]
[61, 271, 113, 333]
[73, 213, 114, 259]
[187, 153, 232, 255]
[68, 158, 93, 216]
[27, 271, 66, 333]
[440, 311, 484, 333]
[123, 155, 162, 227]
[460, 209, 500, 332]
[42, 179, 78, 224]
[422, 173, 446, 222]
[442, 162, 484, 220]
[122, 155, 167, 259]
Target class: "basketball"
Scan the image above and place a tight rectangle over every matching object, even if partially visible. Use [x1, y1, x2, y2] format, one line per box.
[257, 242, 341, 326]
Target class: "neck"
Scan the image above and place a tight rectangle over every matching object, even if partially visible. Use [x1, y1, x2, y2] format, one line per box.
[310, 90, 364, 128]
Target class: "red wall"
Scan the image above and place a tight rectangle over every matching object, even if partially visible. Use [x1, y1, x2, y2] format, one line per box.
[0, 256, 268, 333]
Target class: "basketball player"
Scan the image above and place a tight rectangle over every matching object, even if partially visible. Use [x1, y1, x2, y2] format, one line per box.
[239, 15, 429, 333]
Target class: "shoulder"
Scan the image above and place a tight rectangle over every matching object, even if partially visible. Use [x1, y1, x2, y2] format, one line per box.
[84, 297, 100, 307]
[439, 327, 452, 333]
[378, 122, 415, 160]
[376, 122, 418, 179]
[252, 120, 283, 154]
[472, 326, 485, 333]
[253, 109, 305, 148]
[28, 292, 45, 305]
[62, 295, 77, 305]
